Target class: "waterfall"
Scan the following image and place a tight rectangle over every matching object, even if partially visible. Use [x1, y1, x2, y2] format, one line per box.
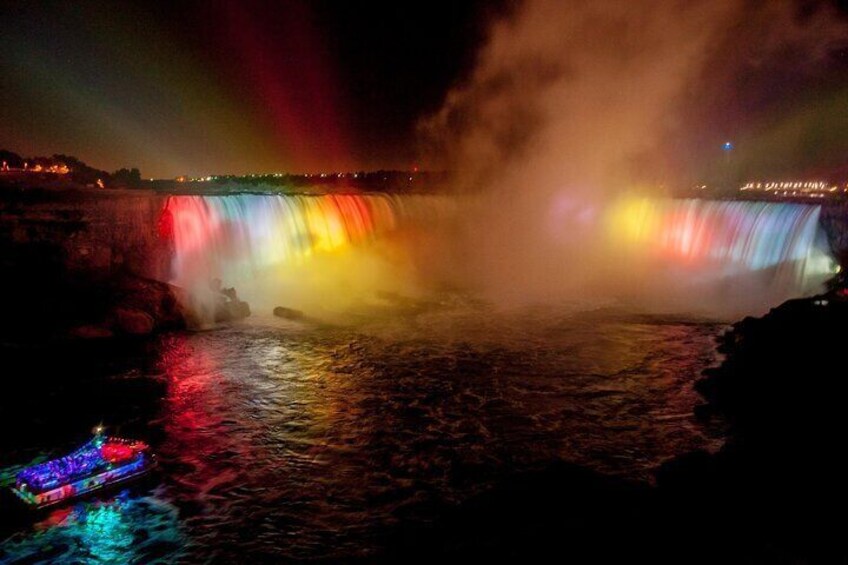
[603, 197, 836, 313]
[607, 198, 833, 278]
[160, 193, 448, 318]
[160, 193, 837, 319]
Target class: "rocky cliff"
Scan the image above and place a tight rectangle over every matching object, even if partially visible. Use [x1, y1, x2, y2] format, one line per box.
[0, 184, 181, 339]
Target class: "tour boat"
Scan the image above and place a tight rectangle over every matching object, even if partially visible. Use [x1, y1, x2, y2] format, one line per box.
[10, 427, 156, 510]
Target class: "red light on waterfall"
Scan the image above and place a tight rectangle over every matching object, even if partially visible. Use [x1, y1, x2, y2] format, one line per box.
[158, 207, 174, 241]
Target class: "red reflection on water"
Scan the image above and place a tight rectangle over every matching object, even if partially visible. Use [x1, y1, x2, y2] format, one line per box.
[39, 506, 74, 529]
[158, 334, 220, 433]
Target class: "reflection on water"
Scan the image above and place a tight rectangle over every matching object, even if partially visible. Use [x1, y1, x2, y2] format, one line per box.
[0, 491, 183, 563]
[0, 302, 725, 562]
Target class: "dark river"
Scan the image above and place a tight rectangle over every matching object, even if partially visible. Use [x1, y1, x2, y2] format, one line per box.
[0, 300, 726, 562]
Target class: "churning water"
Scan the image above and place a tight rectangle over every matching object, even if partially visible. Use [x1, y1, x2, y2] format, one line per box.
[0, 302, 724, 562]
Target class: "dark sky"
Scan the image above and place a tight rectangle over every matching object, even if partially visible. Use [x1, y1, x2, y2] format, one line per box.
[3, 0, 848, 181]
[0, 0, 504, 177]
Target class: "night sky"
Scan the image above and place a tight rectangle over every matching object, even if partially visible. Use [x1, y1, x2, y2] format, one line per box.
[3, 0, 848, 181]
[0, 0, 502, 177]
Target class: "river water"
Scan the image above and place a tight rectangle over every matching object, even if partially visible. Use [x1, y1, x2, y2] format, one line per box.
[0, 298, 725, 563]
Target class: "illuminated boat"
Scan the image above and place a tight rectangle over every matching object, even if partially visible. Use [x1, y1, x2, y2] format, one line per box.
[10, 427, 156, 510]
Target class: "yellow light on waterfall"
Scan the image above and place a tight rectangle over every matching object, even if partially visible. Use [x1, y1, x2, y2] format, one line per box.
[306, 199, 349, 252]
[606, 196, 660, 246]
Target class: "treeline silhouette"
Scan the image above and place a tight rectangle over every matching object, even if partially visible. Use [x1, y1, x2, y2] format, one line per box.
[0, 149, 141, 188]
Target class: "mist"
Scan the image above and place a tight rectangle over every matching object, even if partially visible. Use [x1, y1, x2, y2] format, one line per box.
[418, 0, 847, 314]
[165, 1, 847, 323]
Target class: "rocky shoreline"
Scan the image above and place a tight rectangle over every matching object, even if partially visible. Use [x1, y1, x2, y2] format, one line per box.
[671, 285, 848, 561]
[0, 184, 252, 340]
[1, 269, 252, 344]
[378, 288, 848, 563]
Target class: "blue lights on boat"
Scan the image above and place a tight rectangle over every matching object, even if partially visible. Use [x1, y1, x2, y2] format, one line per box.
[10, 429, 156, 510]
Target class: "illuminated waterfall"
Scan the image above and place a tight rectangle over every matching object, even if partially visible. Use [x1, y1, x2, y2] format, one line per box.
[603, 197, 836, 311]
[160, 193, 836, 319]
[606, 197, 833, 277]
[161, 193, 446, 315]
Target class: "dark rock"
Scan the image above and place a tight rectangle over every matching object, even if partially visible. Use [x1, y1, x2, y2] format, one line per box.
[69, 324, 114, 339]
[273, 306, 304, 320]
[202, 280, 250, 323]
[114, 307, 155, 335]
[659, 290, 848, 563]
[223, 299, 251, 320]
[98, 275, 188, 336]
[112, 275, 186, 330]
[0, 186, 182, 341]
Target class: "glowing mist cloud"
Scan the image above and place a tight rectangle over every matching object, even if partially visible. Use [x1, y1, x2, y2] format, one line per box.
[415, 0, 846, 314]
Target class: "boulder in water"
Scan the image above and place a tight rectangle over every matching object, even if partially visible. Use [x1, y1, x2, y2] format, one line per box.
[114, 275, 186, 330]
[222, 299, 251, 320]
[69, 324, 114, 339]
[214, 284, 250, 322]
[273, 306, 305, 321]
[114, 307, 155, 335]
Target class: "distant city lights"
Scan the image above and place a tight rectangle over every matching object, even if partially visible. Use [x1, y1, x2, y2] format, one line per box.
[738, 180, 848, 199]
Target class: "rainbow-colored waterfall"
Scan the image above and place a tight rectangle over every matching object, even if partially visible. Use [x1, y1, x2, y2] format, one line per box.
[160, 193, 836, 317]
[597, 197, 836, 313]
[606, 197, 834, 280]
[160, 193, 445, 314]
